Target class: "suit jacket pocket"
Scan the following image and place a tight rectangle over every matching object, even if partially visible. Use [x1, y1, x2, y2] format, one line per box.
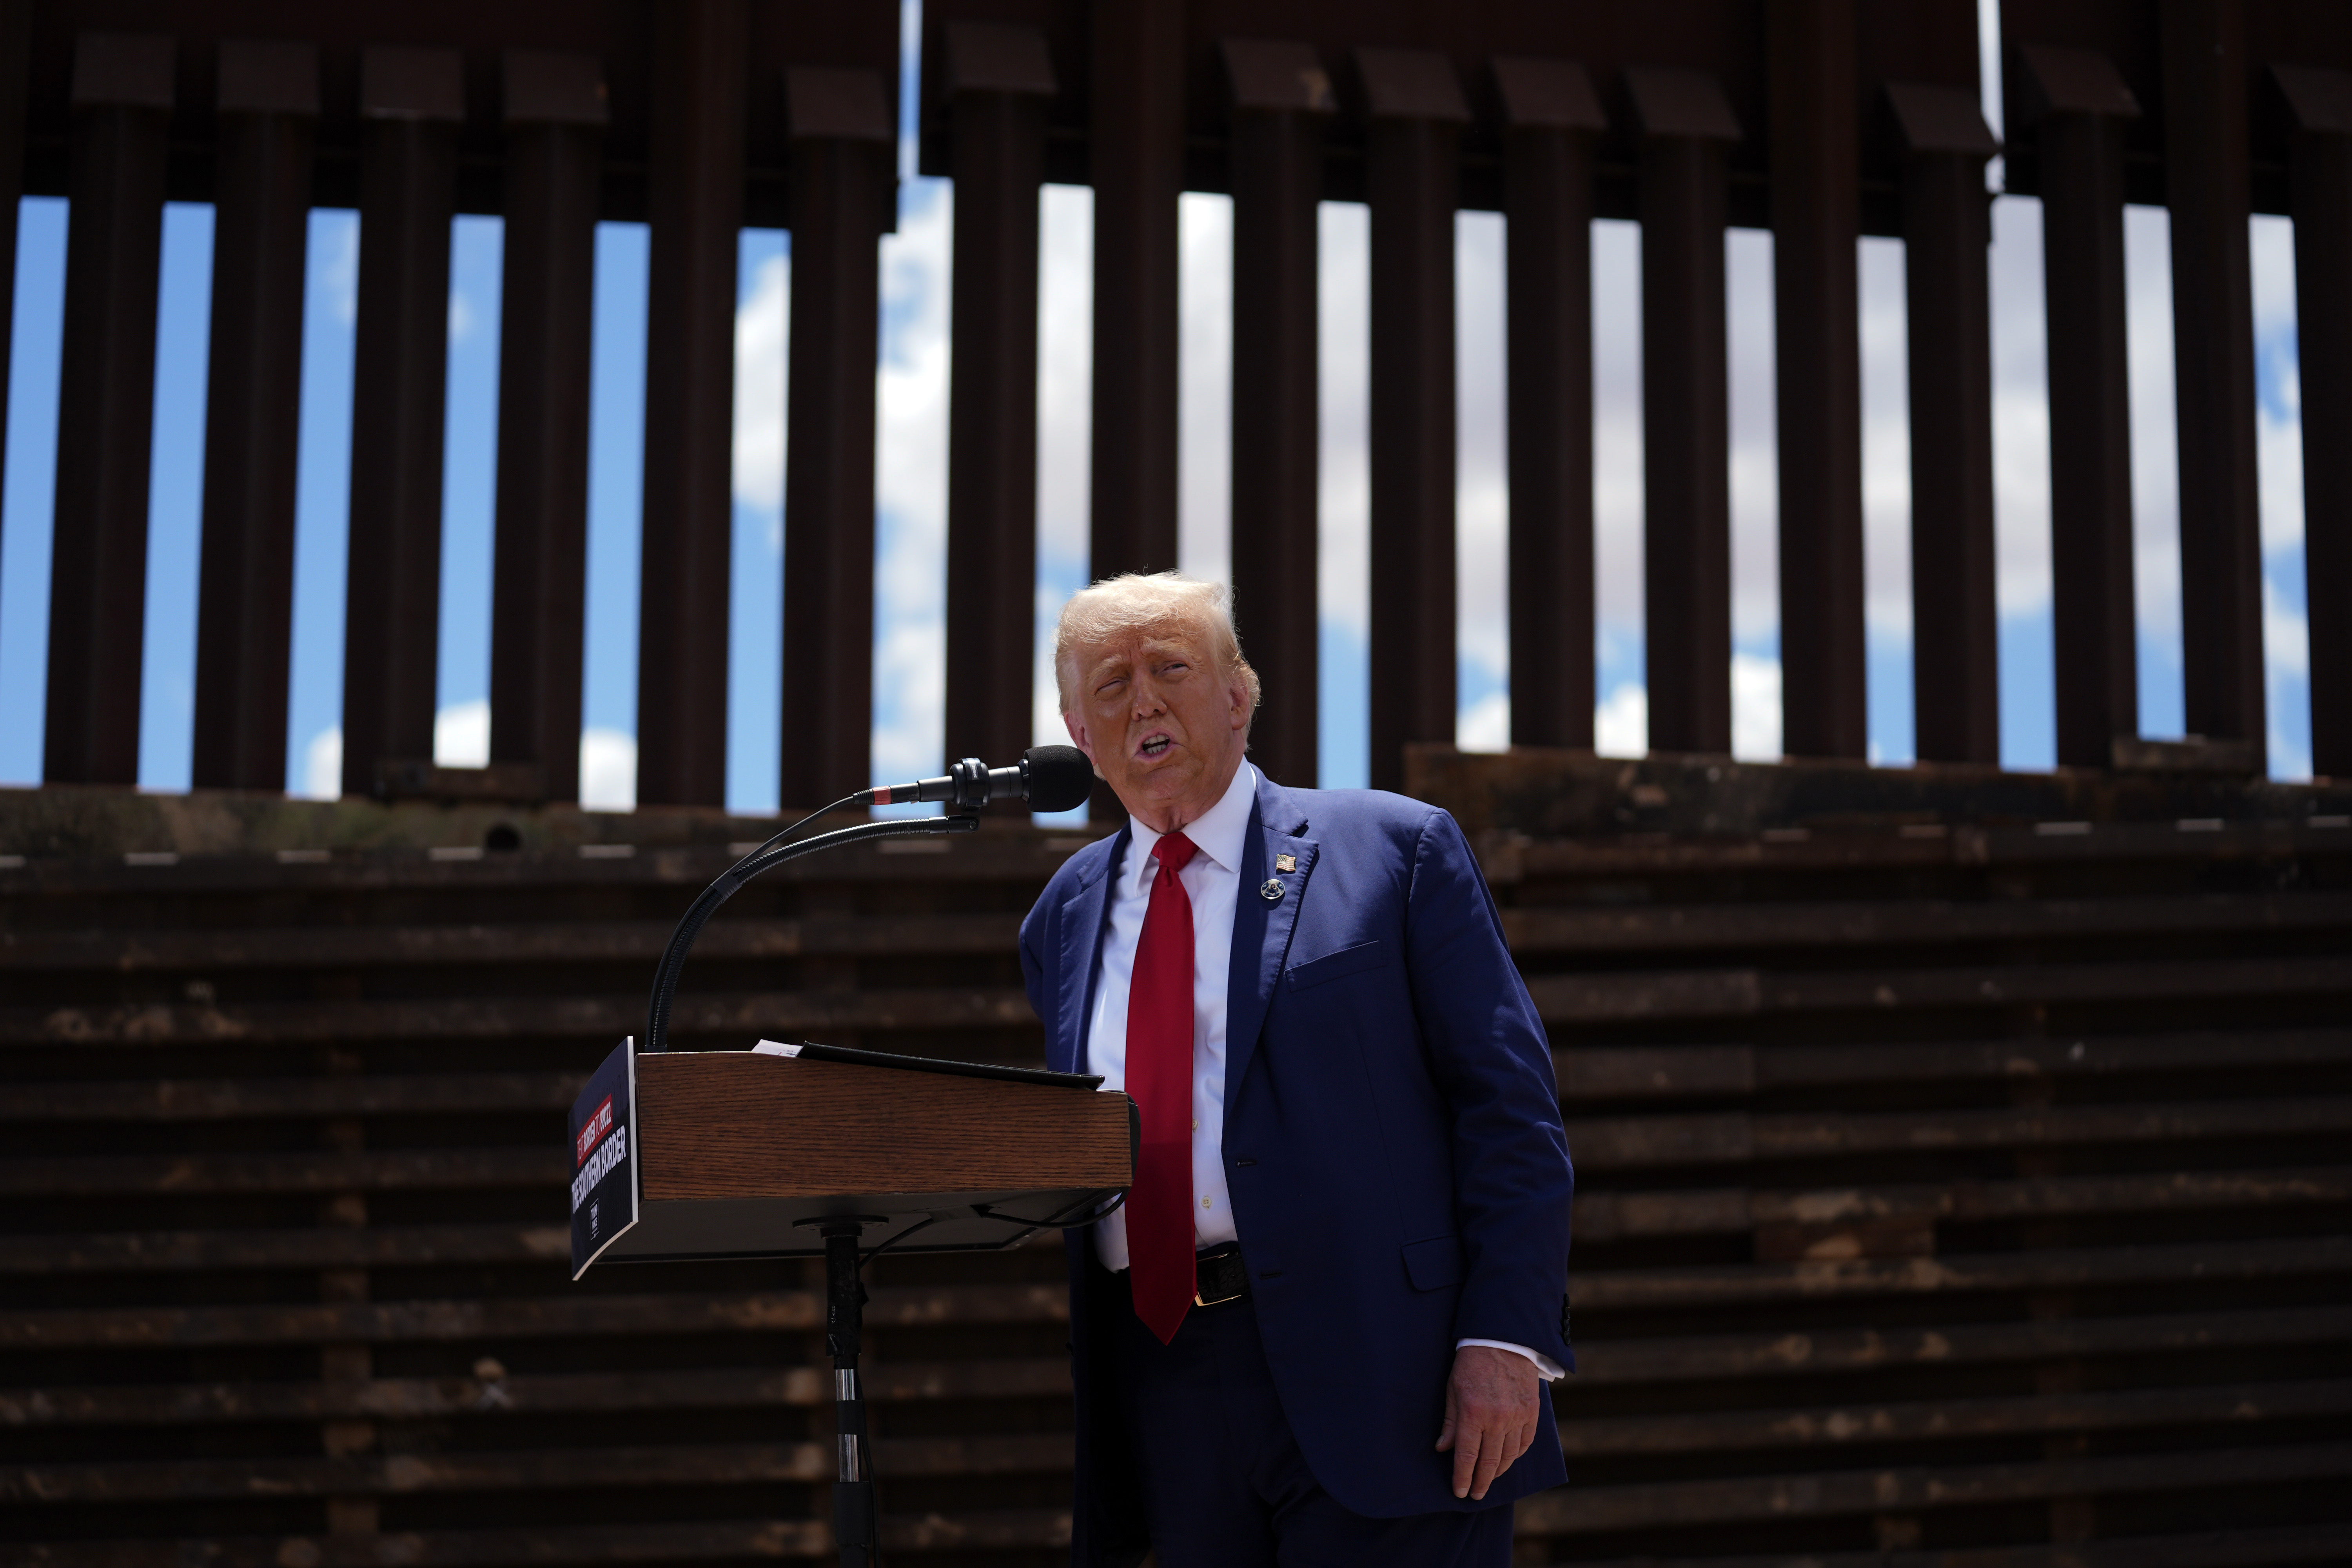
[1401, 1234, 1464, 1292]
[1286, 938, 1388, 992]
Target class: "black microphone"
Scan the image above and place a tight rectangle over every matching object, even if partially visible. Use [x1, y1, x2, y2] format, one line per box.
[857, 745, 1093, 812]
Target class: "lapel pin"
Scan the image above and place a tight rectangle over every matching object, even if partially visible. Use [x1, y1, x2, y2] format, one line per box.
[1274, 853, 1296, 873]
[1259, 878, 1284, 903]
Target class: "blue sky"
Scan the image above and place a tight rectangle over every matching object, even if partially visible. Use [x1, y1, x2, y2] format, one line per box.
[0, 0, 2319, 806]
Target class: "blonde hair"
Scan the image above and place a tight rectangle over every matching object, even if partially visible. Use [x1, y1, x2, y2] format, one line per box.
[1053, 572, 1263, 724]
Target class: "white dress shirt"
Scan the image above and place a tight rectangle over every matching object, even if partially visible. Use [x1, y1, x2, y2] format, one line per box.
[1084, 758, 1258, 1270]
[1082, 761, 1562, 1381]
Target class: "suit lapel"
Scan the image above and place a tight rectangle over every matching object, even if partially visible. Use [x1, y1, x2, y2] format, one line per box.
[1224, 773, 1314, 1100]
[1053, 824, 1128, 1076]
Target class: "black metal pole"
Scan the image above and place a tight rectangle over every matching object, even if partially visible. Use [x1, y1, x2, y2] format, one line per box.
[824, 1220, 879, 1566]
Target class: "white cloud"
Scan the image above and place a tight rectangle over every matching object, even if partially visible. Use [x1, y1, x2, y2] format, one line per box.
[733, 249, 791, 515]
[2248, 211, 2313, 783]
[873, 615, 947, 783]
[1733, 651, 1783, 762]
[1457, 690, 1509, 753]
[296, 726, 342, 800]
[1180, 192, 1232, 585]
[434, 698, 489, 766]
[1319, 201, 1371, 641]
[1989, 195, 2056, 621]
[2251, 213, 2299, 349]
[2264, 570, 2309, 682]
[2267, 564, 2312, 783]
[1033, 185, 1098, 751]
[878, 183, 951, 531]
[1036, 184, 1094, 579]
[297, 717, 641, 809]
[872, 180, 953, 782]
[1859, 236, 1914, 642]
[2250, 215, 2307, 555]
[2124, 205, 2182, 644]
[1726, 228, 1780, 647]
[1595, 682, 1647, 758]
[2257, 378, 2306, 560]
[316, 209, 358, 326]
[579, 728, 637, 809]
[1592, 220, 1645, 638]
[1457, 211, 1510, 681]
[448, 289, 476, 344]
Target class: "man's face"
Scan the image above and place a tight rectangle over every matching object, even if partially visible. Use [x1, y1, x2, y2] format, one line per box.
[1062, 616, 1251, 833]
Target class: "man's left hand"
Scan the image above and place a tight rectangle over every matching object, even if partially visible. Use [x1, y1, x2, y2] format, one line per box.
[1434, 1345, 1542, 1500]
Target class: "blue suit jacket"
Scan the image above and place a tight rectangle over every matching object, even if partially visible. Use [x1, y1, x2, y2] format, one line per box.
[1019, 771, 1574, 1562]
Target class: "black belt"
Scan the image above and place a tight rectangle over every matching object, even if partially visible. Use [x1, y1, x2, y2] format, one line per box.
[1117, 1242, 1250, 1307]
[1192, 1243, 1249, 1306]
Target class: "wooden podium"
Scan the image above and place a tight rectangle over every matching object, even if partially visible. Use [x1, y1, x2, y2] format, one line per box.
[569, 1037, 1132, 1566]
[586, 1044, 1135, 1263]
[575, 791, 1123, 1565]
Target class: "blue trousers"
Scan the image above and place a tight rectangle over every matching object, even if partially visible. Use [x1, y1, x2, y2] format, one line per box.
[1109, 1282, 1516, 1568]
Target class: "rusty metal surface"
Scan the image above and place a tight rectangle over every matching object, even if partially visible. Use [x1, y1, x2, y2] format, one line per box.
[338, 59, 462, 800]
[1225, 40, 1327, 789]
[634, 2, 746, 810]
[941, 25, 1053, 776]
[5, 770, 2350, 1564]
[1501, 66, 1600, 752]
[1768, 0, 1867, 762]
[1363, 50, 1465, 795]
[1893, 86, 2001, 768]
[12, 1, 899, 223]
[190, 51, 314, 793]
[779, 73, 892, 808]
[487, 64, 603, 805]
[44, 37, 171, 787]
[7, 2, 2352, 1553]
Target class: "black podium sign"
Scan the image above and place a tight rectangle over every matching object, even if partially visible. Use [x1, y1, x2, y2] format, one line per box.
[569, 1038, 640, 1279]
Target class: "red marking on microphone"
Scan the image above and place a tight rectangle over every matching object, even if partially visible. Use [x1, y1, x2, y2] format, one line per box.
[870, 786, 895, 804]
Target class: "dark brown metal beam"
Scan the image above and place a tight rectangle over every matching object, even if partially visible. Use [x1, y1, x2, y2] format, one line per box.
[45, 32, 172, 786]
[488, 51, 606, 806]
[1495, 56, 1604, 752]
[2016, 45, 2140, 770]
[942, 24, 1054, 775]
[636, 0, 745, 809]
[1224, 38, 1330, 789]
[1628, 67, 1740, 757]
[2275, 65, 2352, 779]
[0, 0, 33, 512]
[1359, 47, 1466, 794]
[339, 48, 462, 800]
[191, 42, 317, 793]
[2161, 0, 2265, 769]
[1088, 0, 1182, 584]
[779, 67, 892, 809]
[1888, 83, 2001, 767]
[1769, 0, 1867, 760]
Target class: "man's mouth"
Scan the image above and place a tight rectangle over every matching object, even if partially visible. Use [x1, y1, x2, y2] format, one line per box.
[1137, 733, 1173, 759]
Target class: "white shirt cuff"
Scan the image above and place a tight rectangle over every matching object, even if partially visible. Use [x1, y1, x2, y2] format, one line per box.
[1457, 1338, 1566, 1381]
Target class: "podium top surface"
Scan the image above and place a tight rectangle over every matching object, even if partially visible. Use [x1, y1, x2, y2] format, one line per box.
[638, 1049, 1133, 1203]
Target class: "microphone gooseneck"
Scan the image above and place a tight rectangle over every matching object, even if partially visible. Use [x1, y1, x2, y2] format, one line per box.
[642, 746, 1097, 1053]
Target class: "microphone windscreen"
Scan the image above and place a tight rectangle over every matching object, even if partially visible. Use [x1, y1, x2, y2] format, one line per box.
[1023, 745, 1094, 812]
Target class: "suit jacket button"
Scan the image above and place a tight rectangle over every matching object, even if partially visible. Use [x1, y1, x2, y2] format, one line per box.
[1259, 878, 1283, 903]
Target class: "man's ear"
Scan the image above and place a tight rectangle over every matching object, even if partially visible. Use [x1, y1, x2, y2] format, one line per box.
[1063, 707, 1093, 762]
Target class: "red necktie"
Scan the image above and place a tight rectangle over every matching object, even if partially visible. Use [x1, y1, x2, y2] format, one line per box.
[1126, 832, 1200, 1344]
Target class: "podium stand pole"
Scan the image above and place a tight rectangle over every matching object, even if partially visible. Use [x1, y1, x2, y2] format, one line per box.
[822, 1220, 881, 1566]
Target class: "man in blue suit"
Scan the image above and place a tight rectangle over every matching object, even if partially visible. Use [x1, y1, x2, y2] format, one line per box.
[1019, 572, 1575, 1567]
